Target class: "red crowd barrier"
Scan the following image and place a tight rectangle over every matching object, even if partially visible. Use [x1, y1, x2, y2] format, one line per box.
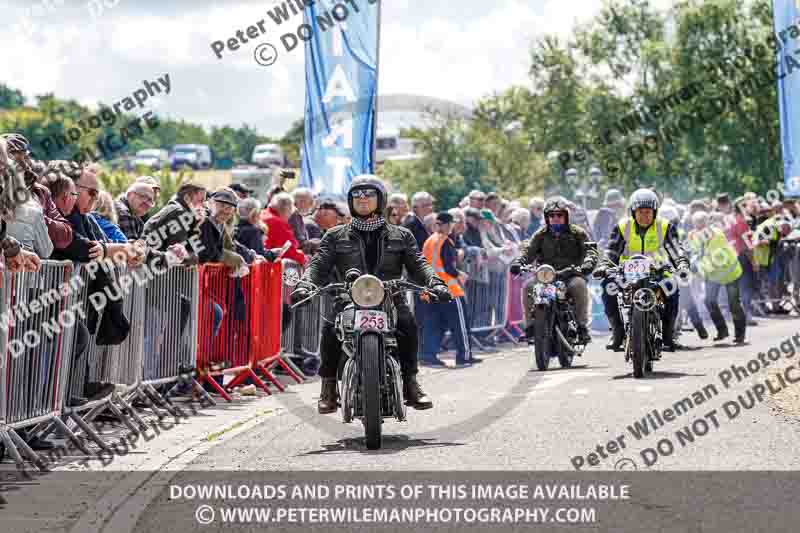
[196, 261, 299, 402]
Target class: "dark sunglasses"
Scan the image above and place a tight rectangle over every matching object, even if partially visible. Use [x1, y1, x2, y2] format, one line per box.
[350, 189, 378, 199]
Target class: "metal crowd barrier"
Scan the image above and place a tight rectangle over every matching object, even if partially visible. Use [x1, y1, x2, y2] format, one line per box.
[137, 264, 209, 419]
[0, 261, 90, 471]
[464, 264, 512, 349]
[248, 260, 302, 386]
[279, 259, 326, 378]
[50, 263, 147, 450]
[196, 261, 298, 402]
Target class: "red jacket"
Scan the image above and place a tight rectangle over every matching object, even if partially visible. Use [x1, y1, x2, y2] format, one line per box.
[261, 207, 306, 265]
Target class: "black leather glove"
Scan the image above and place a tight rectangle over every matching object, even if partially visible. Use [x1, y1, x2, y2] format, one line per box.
[334, 293, 352, 309]
[290, 288, 310, 305]
[557, 266, 577, 278]
[432, 285, 452, 303]
[592, 267, 606, 280]
[580, 263, 594, 276]
[510, 264, 522, 276]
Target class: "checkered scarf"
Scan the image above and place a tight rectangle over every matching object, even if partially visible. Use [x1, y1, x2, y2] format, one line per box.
[350, 215, 386, 232]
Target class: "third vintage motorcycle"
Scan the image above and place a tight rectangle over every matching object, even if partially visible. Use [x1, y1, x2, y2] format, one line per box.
[594, 254, 674, 378]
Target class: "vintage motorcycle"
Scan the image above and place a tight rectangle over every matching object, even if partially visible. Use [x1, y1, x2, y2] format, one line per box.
[594, 254, 674, 378]
[290, 269, 443, 450]
[520, 263, 588, 371]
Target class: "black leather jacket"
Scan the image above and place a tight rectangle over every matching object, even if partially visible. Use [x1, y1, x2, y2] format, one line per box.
[301, 223, 446, 303]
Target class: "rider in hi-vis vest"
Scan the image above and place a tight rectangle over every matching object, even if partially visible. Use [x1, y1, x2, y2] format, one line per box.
[419, 212, 472, 366]
[594, 189, 691, 352]
[689, 211, 746, 344]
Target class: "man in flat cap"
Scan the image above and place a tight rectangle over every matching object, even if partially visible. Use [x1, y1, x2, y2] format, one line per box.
[418, 211, 472, 366]
[229, 183, 253, 200]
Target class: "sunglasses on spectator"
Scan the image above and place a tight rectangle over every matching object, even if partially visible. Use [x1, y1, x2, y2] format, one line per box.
[350, 189, 378, 199]
[77, 184, 99, 198]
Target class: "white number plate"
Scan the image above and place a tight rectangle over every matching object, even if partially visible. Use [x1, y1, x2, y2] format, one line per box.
[354, 310, 389, 331]
[537, 285, 557, 299]
[623, 258, 652, 282]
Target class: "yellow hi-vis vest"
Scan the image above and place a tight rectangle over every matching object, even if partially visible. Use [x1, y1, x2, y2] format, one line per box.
[695, 227, 742, 284]
[618, 217, 670, 265]
[754, 217, 779, 267]
[422, 233, 465, 298]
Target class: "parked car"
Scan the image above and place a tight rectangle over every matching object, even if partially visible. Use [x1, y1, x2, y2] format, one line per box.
[252, 143, 286, 168]
[170, 144, 212, 170]
[131, 148, 169, 171]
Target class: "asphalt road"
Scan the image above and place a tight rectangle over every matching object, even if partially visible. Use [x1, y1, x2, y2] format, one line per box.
[5, 316, 800, 533]
[187, 317, 800, 472]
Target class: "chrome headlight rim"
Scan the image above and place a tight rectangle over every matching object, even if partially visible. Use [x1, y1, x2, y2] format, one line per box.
[350, 274, 386, 307]
[536, 265, 556, 284]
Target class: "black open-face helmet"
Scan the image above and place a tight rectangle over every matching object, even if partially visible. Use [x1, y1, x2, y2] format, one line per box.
[543, 196, 570, 225]
[347, 174, 387, 218]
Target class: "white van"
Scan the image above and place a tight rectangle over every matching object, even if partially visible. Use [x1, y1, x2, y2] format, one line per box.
[170, 144, 212, 170]
[375, 129, 416, 163]
[252, 143, 286, 168]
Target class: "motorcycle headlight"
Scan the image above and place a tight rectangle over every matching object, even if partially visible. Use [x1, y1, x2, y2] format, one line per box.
[536, 265, 556, 284]
[350, 274, 385, 307]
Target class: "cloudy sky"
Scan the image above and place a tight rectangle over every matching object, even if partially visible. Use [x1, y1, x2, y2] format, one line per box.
[1, 0, 672, 138]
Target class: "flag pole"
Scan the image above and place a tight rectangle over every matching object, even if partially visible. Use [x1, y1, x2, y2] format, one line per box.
[370, 0, 382, 173]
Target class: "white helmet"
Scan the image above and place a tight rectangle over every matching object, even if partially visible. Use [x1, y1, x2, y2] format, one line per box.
[629, 188, 659, 218]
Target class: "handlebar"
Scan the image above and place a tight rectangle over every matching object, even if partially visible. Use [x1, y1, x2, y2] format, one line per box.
[290, 278, 443, 309]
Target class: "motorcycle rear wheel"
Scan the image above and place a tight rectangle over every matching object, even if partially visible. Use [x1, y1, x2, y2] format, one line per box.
[360, 333, 383, 450]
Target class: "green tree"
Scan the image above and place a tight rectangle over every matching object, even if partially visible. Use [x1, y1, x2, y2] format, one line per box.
[0, 84, 24, 109]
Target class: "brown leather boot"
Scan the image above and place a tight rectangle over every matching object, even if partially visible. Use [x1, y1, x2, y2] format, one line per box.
[317, 378, 338, 414]
[403, 374, 433, 410]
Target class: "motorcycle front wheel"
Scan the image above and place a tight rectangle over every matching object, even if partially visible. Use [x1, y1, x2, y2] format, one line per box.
[629, 307, 651, 378]
[360, 333, 383, 449]
[554, 324, 574, 368]
[532, 306, 552, 371]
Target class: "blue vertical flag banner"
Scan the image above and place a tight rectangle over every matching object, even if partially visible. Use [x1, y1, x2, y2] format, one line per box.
[775, 0, 800, 196]
[301, 0, 380, 199]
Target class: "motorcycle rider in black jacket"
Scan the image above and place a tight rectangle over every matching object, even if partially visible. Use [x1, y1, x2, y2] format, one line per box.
[291, 175, 451, 414]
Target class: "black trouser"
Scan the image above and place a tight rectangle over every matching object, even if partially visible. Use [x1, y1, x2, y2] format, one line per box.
[67, 319, 90, 398]
[319, 304, 419, 379]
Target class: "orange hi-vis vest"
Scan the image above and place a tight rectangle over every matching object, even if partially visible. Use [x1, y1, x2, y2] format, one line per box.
[422, 233, 465, 298]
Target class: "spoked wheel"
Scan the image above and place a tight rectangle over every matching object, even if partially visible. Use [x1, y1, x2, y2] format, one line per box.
[532, 307, 552, 371]
[554, 324, 575, 368]
[360, 333, 383, 450]
[629, 308, 651, 379]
